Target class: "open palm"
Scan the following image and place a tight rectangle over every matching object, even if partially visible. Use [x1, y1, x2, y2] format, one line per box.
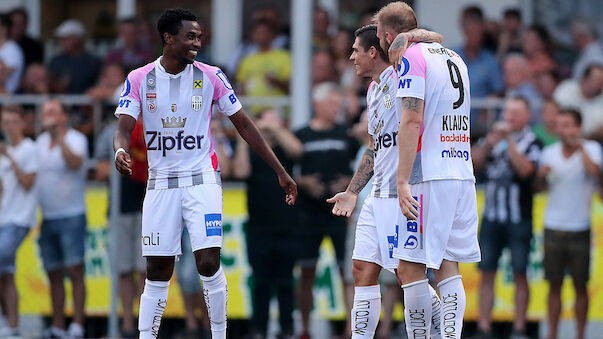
[326, 191, 358, 217]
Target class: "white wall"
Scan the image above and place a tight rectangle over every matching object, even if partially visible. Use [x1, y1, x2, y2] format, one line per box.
[415, 0, 527, 49]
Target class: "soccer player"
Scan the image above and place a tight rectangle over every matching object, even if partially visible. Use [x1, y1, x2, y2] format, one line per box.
[376, 3, 481, 338]
[113, 9, 297, 339]
[328, 24, 443, 338]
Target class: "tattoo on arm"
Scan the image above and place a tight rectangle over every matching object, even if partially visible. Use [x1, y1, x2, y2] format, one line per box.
[408, 29, 443, 43]
[348, 148, 375, 195]
[402, 97, 423, 113]
[390, 34, 408, 51]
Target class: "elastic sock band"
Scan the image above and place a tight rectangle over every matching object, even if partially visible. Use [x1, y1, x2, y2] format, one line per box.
[437, 275, 462, 288]
[401, 278, 429, 289]
[354, 285, 381, 300]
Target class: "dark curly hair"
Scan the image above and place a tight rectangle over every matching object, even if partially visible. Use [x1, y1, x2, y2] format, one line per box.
[157, 8, 198, 45]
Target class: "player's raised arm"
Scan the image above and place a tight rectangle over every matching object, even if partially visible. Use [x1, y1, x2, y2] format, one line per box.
[326, 137, 375, 217]
[229, 109, 297, 205]
[389, 28, 443, 71]
[113, 114, 136, 175]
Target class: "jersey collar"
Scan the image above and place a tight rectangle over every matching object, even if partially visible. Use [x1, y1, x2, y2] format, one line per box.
[155, 57, 192, 78]
[377, 65, 394, 85]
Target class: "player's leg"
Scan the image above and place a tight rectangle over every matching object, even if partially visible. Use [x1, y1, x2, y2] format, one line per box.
[376, 274, 401, 339]
[569, 230, 590, 339]
[350, 198, 383, 338]
[138, 187, 182, 339]
[543, 228, 563, 339]
[176, 228, 205, 336]
[433, 260, 464, 339]
[509, 220, 532, 336]
[183, 184, 227, 339]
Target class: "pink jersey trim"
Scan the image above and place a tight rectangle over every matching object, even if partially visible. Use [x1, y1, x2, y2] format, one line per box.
[127, 62, 156, 104]
[404, 44, 427, 79]
[366, 81, 376, 110]
[193, 61, 230, 102]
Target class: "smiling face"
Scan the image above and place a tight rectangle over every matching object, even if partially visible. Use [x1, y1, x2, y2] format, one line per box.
[167, 20, 202, 64]
[350, 37, 374, 77]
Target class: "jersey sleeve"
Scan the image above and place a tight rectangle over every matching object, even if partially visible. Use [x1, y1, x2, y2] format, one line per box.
[213, 68, 243, 116]
[396, 44, 426, 100]
[114, 71, 143, 120]
[20, 142, 38, 174]
[585, 141, 603, 167]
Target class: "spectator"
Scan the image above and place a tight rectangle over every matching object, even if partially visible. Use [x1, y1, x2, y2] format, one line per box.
[533, 100, 560, 147]
[232, 109, 301, 338]
[553, 63, 603, 141]
[471, 97, 543, 339]
[312, 50, 338, 85]
[313, 8, 332, 51]
[534, 70, 560, 100]
[104, 18, 155, 73]
[48, 19, 101, 94]
[332, 27, 362, 123]
[20, 63, 49, 94]
[536, 109, 601, 339]
[86, 63, 126, 101]
[497, 8, 524, 60]
[9, 7, 44, 67]
[36, 99, 88, 338]
[522, 25, 555, 74]
[504, 53, 543, 125]
[294, 83, 358, 338]
[94, 119, 146, 338]
[0, 14, 24, 94]
[455, 5, 504, 135]
[571, 19, 603, 80]
[236, 18, 291, 113]
[0, 105, 37, 338]
[226, 6, 288, 77]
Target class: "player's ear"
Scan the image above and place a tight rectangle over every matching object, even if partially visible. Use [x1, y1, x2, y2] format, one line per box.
[163, 32, 173, 45]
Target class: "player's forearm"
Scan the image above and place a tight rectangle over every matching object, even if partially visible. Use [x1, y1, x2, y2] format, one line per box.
[346, 148, 375, 195]
[397, 97, 424, 184]
[113, 115, 137, 153]
[407, 28, 443, 44]
[232, 111, 287, 176]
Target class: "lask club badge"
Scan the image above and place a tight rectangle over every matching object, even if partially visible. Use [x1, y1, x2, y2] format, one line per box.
[192, 95, 203, 111]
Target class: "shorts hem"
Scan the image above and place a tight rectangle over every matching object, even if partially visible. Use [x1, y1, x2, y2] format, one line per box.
[393, 254, 439, 269]
[142, 252, 182, 257]
[351, 256, 383, 267]
[191, 243, 222, 252]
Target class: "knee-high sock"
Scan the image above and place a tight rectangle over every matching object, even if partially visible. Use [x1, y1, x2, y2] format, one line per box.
[200, 266, 228, 339]
[351, 285, 381, 338]
[402, 279, 432, 339]
[429, 283, 442, 339]
[438, 275, 466, 339]
[138, 279, 170, 339]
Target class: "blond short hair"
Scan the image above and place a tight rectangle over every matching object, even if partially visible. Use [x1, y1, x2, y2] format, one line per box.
[374, 1, 418, 34]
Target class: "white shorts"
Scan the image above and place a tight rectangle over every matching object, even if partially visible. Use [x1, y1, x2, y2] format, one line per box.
[141, 184, 223, 256]
[352, 196, 400, 272]
[392, 180, 481, 269]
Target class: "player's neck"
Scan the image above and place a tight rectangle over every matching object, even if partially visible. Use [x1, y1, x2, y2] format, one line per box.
[372, 64, 390, 84]
[160, 55, 187, 74]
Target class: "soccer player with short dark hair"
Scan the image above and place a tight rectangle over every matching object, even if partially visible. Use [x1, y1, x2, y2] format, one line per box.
[113, 8, 297, 339]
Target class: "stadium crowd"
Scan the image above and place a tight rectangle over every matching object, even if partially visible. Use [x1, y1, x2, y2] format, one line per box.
[0, 3, 602, 339]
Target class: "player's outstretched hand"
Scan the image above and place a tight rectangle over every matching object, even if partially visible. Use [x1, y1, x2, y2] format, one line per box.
[326, 191, 357, 217]
[115, 151, 132, 176]
[397, 181, 419, 220]
[278, 172, 297, 205]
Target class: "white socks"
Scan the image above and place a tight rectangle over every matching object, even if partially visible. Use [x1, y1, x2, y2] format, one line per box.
[200, 266, 228, 339]
[438, 275, 465, 339]
[402, 279, 432, 339]
[350, 285, 381, 338]
[428, 283, 442, 339]
[138, 279, 170, 339]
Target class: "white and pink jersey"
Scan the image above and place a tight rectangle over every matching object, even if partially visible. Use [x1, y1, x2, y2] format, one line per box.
[396, 42, 474, 184]
[115, 57, 242, 190]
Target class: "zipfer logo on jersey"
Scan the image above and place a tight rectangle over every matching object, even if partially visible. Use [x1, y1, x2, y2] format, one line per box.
[374, 130, 399, 153]
[146, 130, 205, 157]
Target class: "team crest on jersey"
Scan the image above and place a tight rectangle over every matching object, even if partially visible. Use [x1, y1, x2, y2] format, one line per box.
[382, 84, 388, 92]
[191, 95, 203, 111]
[146, 93, 157, 113]
[383, 94, 394, 110]
[194, 79, 203, 89]
[147, 77, 155, 90]
[171, 104, 177, 112]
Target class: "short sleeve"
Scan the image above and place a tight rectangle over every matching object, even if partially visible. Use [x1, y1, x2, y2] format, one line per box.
[213, 68, 243, 116]
[585, 141, 603, 167]
[396, 44, 426, 100]
[114, 71, 142, 120]
[539, 145, 554, 167]
[525, 139, 543, 163]
[68, 131, 89, 159]
[19, 142, 38, 174]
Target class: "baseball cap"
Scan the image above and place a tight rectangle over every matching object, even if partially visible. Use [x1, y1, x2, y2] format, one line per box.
[55, 19, 85, 38]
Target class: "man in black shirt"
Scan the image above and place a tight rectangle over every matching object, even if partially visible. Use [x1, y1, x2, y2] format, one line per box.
[233, 110, 302, 338]
[9, 8, 43, 68]
[294, 82, 359, 338]
[471, 97, 542, 339]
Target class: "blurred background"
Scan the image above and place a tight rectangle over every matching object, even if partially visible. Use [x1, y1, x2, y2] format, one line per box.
[0, 0, 602, 338]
